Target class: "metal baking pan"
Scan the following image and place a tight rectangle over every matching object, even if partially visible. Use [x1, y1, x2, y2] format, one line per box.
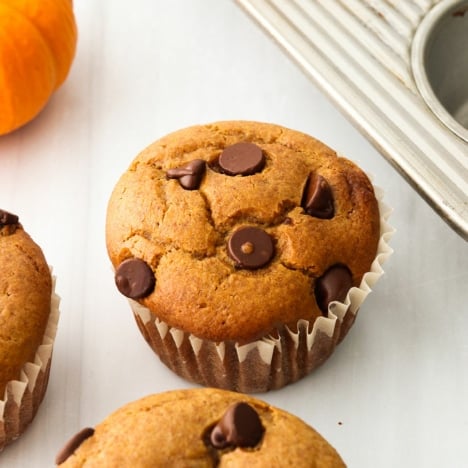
[236, 0, 468, 240]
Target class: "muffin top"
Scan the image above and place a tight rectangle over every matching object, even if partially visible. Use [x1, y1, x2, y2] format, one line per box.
[106, 121, 380, 342]
[56, 388, 346, 467]
[0, 209, 52, 395]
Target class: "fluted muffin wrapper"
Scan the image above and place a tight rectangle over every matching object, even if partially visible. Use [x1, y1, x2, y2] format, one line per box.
[131, 187, 394, 393]
[0, 269, 60, 451]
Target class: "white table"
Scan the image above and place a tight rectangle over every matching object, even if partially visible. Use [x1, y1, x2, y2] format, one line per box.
[1, 1, 467, 466]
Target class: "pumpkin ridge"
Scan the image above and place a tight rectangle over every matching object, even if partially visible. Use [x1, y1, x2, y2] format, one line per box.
[0, 3, 56, 134]
[0, 54, 14, 131]
[1, 0, 77, 89]
[0, 1, 58, 87]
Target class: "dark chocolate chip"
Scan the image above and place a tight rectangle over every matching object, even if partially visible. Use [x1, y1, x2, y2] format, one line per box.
[228, 226, 274, 270]
[55, 427, 95, 465]
[218, 142, 265, 176]
[301, 173, 334, 219]
[210, 402, 264, 449]
[0, 209, 19, 226]
[166, 159, 206, 190]
[210, 425, 229, 449]
[315, 264, 353, 314]
[115, 258, 155, 299]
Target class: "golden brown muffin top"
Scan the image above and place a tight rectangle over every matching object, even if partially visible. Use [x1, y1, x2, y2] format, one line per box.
[0, 210, 52, 395]
[57, 388, 346, 467]
[106, 121, 380, 342]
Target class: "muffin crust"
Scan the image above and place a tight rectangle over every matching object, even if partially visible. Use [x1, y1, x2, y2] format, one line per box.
[57, 388, 346, 467]
[106, 121, 380, 342]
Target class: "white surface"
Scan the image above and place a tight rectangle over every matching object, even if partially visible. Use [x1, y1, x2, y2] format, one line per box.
[0, 1, 466, 467]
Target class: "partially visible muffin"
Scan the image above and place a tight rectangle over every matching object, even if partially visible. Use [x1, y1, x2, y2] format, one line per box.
[56, 388, 346, 467]
[0, 208, 59, 450]
[106, 121, 392, 392]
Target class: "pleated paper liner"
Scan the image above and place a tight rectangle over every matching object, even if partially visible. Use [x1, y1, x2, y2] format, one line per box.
[132, 186, 394, 393]
[0, 271, 60, 451]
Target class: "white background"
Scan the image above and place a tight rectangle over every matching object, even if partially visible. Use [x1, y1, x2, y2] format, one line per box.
[1, 1, 467, 466]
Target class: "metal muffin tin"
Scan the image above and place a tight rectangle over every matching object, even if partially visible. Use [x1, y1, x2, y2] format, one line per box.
[236, 0, 468, 240]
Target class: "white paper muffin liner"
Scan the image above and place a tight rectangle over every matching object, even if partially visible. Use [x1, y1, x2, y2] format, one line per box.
[131, 187, 394, 393]
[0, 269, 60, 451]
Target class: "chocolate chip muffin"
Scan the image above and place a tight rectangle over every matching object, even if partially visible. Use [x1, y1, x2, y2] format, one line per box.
[106, 121, 393, 392]
[0, 209, 60, 450]
[56, 388, 346, 467]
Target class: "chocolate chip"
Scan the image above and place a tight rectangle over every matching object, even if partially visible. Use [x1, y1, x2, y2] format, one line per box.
[115, 258, 155, 299]
[210, 402, 264, 449]
[0, 209, 19, 226]
[301, 173, 334, 219]
[228, 227, 274, 269]
[218, 142, 265, 176]
[55, 427, 94, 465]
[166, 159, 206, 190]
[315, 265, 353, 314]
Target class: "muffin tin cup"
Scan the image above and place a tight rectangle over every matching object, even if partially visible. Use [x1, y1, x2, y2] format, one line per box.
[411, 0, 468, 143]
[0, 270, 60, 450]
[131, 186, 394, 393]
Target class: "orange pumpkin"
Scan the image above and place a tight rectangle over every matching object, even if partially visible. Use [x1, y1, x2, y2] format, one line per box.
[0, 0, 77, 135]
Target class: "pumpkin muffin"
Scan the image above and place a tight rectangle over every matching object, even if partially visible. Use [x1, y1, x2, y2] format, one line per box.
[56, 388, 346, 467]
[0, 208, 60, 450]
[106, 121, 393, 392]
